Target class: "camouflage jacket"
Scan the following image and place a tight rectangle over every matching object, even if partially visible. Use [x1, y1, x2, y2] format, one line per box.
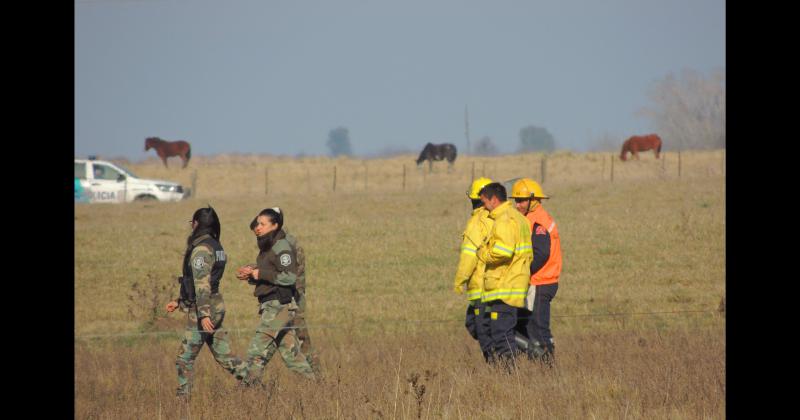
[247, 230, 306, 293]
[250, 230, 300, 303]
[179, 233, 227, 318]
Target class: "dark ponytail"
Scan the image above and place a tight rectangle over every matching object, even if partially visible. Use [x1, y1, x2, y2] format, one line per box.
[258, 207, 283, 231]
[255, 207, 284, 251]
[188, 206, 221, 247]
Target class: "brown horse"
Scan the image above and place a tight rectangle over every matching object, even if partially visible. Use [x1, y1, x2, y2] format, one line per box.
[144, 137, 192, 168]
[620, 134, 662, 161]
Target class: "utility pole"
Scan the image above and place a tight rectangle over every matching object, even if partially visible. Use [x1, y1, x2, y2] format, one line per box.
[464, 105, 471, 155]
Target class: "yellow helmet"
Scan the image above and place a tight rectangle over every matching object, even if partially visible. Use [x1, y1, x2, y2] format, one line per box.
[510, 178, 548, 199]
[467, 177, 493, 199]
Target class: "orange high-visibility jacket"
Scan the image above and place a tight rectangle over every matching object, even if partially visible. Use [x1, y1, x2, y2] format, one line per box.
[478, 200, 533, 308]
[453, 207, 494, 301]
[524, 205, 562, 285]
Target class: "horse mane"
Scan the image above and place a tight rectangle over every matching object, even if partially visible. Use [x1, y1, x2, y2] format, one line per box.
[417, 143, 433, 163]
[620, 138, 631, 160]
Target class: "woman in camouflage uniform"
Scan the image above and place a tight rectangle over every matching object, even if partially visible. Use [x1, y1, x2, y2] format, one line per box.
[165, 206, 247, 398]
[238, 208, 315, 386]
[236, 212, 320, 375]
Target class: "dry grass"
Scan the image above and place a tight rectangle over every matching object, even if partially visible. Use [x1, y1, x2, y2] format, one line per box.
[75, 326, 724, 419]
[76, 150, 725, 418]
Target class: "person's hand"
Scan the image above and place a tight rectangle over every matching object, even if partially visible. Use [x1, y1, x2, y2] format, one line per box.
[251, 269, 259, 279]
[453, 284, 464, 295]
[166, 301, 179, 313]
[236, 266, 253, 281]
[200, 317, 215, 332]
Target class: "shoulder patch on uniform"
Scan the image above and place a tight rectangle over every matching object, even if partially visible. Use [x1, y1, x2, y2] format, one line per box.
[193, 256, 207, 269]
[535, 225, 547, 235]
[279, 253, 292, 267]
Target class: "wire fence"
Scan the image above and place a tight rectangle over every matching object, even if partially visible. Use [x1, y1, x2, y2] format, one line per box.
[75, 308, 723, 340]
[117, 149, 726, 200]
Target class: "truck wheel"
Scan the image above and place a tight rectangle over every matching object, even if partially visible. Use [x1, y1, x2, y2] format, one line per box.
[134, 195, 158, 202]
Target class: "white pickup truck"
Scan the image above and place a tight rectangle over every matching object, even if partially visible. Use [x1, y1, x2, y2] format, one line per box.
[75, 157, 189, 203]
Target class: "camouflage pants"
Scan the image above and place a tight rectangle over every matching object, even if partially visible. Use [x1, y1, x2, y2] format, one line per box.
[175, 295, 247, 396]
[294, 292, 321, 375]
[242, 298, 315, 385]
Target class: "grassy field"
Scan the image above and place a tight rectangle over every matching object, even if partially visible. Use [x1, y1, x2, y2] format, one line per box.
[75, 150, 725, 419]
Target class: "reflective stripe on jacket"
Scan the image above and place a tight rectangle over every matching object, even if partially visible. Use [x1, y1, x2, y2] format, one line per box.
[478, 200, 533, 308]
[525, 205, 562, 285]
[453, 207, 494, 301]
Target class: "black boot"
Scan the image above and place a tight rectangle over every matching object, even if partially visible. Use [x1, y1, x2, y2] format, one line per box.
[540, 342, 555, 368]
[526, 339, 547, 361]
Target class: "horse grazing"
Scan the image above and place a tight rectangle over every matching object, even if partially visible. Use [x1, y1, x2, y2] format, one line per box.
[144, 137, 192, 168]
[416, 142, 457, 171]
[620, 134, 662, 161]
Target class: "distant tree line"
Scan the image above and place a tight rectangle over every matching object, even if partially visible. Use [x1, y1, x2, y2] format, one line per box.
[467, 125, 557, 156]
[327, 67, 725, 158]
[326, 124, 559, 158]
[637, 68, 725, 150]
[327, 127, 353, 156]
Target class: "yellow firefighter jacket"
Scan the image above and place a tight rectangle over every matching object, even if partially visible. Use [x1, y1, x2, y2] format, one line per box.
[478, 200, 533, 308]
[453, 206, 494, 301]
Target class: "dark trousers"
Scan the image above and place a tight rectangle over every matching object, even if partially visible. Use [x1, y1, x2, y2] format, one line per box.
[486, 300, 519, 364]
[465, 301, 493, 360]
[527, 283, 558, 352]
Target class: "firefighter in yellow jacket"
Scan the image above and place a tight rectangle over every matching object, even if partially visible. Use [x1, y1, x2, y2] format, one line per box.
[477, 182, 533, 365]
[453, 177, 494, 362]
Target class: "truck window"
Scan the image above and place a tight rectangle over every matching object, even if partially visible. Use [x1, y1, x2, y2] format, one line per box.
[92, 163, 122, 181]
[75, 162, 87, 180]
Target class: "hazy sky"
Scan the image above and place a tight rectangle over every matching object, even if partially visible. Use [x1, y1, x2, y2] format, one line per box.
[75, 0, 725, 160]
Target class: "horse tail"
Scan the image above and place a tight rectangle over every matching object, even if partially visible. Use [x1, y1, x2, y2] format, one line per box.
[186, 145, 192, 162]
[656, 139, 662, 154]
[449, 144, 457, 162]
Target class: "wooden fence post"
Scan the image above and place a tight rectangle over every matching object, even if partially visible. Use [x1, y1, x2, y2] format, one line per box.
[333, 166, 337, 192]
[601, 155, 606, 181]
[263, 167, 268, 196]
[191, 169, 198, 198]
[540, 157, 546, 183]
[471, 161, 475, 182]
[722, 149, 725, 177]
[610, 154, 614, 182]
[402, 164, 406, 191]
[678, 151, 682, 179]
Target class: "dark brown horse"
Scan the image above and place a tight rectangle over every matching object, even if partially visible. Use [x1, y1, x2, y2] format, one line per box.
[145, 137, 192, 168]
[416, 142, 457, 171]
[620, 134, 662, 161]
